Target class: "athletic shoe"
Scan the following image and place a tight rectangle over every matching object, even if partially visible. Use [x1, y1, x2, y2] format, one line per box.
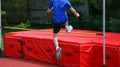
[55, 47, 62, 60]
[66, 25, 73, 32]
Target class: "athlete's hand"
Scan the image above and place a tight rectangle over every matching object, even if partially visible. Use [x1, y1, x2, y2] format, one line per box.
[47, 8, 53, 14]
[76, 12, 80, 18]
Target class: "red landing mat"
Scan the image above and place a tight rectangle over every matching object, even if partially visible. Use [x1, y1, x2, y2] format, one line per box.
[3, 28, 120, 67]
[0, 58, 59, 67]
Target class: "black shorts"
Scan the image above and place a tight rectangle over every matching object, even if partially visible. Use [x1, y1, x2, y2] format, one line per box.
[53, 23, 65, 34]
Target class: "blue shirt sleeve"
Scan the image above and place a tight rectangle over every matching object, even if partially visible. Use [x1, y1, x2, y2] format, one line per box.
[66, 0, 72, 9]
[48, 0, 53, 9]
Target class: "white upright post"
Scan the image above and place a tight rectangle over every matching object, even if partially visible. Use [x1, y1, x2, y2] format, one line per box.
[0, 0, 2, 57]
[103, 0, 106, 66]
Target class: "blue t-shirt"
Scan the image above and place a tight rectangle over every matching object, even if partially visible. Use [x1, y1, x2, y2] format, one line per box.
[48, 0, 72, 23]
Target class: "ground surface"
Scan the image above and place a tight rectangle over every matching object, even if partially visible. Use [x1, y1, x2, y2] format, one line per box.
[0, 57, 59, 67]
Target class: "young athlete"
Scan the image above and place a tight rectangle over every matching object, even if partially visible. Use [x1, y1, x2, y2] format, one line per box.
[47, 0, 80, 60]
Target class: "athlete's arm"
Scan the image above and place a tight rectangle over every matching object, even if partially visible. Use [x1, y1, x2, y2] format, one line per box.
[70, 7, 80, 18]
[66, 0, 80, 18]
[47, 0, 53, 13]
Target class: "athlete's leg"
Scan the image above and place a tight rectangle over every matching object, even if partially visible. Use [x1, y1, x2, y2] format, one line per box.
[53, 23, 61, 50]
[53, 23, 62, 60]
[65, 21, 69, 27]
[53, 33, 59, 51]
